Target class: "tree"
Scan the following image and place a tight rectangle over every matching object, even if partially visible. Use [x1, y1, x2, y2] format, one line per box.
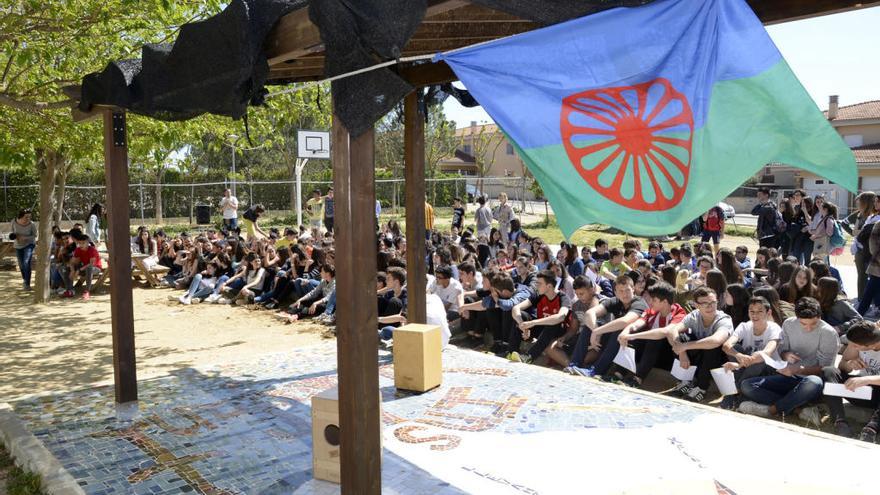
[0, 0, 224, 302]
[424, 104, 457, 204]
[463, 124, 505, 197]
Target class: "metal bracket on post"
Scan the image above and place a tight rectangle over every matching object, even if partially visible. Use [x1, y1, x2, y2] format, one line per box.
[112, 112, 126, 148]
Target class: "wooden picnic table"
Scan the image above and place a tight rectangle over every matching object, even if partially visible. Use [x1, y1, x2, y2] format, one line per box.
[93, 252, 171, 290]
[0, 241, 14, 260]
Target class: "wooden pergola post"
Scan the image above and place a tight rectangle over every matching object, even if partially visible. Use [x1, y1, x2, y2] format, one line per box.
[404, 91, 427, 324]
[103, 109, 138, 404]
[331, 111, 381, 493]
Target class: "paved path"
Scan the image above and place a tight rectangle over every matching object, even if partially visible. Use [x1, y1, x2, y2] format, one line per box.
[3, 343, 877, 494]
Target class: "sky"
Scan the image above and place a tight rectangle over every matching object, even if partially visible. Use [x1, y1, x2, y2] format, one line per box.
[442, 5, 880, 128]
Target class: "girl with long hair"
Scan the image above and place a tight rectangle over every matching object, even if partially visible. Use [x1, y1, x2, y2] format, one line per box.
[780, 265, 815, 304]
[724, 283, 751, 328]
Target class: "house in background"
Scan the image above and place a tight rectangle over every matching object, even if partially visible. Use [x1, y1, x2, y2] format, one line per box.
[440, 121, 537, 200]
[767, 96, 880, 212]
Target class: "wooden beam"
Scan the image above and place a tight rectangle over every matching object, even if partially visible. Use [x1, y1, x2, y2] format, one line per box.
[102, 109, 137, 404]
[396, 61, 457, 87]
[750, 0, 880, 24]
[332, 112, 381, 493]
[267, 0, 471, 68]
[404, 92, 427, 324]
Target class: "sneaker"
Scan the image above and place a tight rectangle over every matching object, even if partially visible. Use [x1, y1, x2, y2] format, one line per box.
[191, 297, 202, 304]
[858, 425, 877, 444]
[674, 380, 694, 396]
[81, 291, 90, 301]
[264, 301, 277, 310]
[562, 366, 578, 375]
[62, 290, 74, 298]
[738, 401, 771, 418]
[323, 314, 336, 326]
[314, 314, 329, 324]
[168, 294, 181, 301]
[797, 406, 822, 428]
[685, 387, 706, 403]
[178, 295, 188, 305]
[833, 419, 853, 438]
[719, 395, 740, 410]
[55, 288, 66, 295]
[218, 297, 232, 305]
[23, 284, 32, 291]
[507, 352, 522, 363]
[570, 366, 596, 378]
[621, 375, 642, 389]
[206, 293, 221, 303]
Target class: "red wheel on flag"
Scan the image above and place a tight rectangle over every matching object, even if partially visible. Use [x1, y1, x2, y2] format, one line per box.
[561, 78, 694, 211]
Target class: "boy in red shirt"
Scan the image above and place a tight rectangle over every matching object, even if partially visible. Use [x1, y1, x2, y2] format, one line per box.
[63, 232, 102, 300]
[617, 282, 688, 387]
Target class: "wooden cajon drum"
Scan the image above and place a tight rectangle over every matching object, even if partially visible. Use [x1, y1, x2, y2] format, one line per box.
[311, 387, 382, 483]
[393, 323, 442, 392]
[312, 387, 342, 483]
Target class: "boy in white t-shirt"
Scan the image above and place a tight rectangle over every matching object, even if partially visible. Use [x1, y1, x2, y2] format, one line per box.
[720, 296, 783, 409]
[428, 265, 464, 322]
[823, 321, 880, 442]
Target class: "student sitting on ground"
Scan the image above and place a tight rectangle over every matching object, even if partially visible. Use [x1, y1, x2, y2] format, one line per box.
[61, 232, 103, 300]
[599, 248, 629, 280]
[616, 282, 688, 388]
[428, 265, 464, 322]
[665, 287, 733, 403]
[546, 276, 602, 368]
[565, 275, 648, 378]
[508, 270, 571, 364]
[822, 321, 880, 442]
[719, 296, 783, 410]
[213, 253, 262, 304]
[488, 272, 534, 357]
[738, 297, 839, 426]
[177, 261, 220, 305]
[277, 264, 336, 323]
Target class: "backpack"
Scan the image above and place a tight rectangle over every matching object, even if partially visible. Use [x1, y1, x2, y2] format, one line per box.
[773, 208, 787, 234]
[857, 222, 876, 257]
[829, 218, 846, 249]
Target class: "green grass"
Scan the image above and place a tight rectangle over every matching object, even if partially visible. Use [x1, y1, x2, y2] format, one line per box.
[0, 444, 44, 495]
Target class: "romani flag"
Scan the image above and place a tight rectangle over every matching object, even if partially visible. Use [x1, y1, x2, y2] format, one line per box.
[436, 0, 857, 237]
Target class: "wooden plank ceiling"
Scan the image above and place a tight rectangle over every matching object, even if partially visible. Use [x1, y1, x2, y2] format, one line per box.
[266, 0, 880, 84]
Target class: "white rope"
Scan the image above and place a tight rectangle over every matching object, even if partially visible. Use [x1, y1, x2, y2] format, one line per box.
[266, 53, 436, 99]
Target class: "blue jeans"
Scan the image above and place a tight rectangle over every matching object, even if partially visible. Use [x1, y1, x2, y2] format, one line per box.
[857, 275, 880, 316]
[223, 217, 238, 230]
[185, 274, 215, 299]
[569, 326, 621, 376]
[740, 374, 824, 415]
[213, 275, 230, 295]
[15, 243, 34, 287]
[323, 289, 337, 315]
[293, 278, 320, 299]
[379, 326, 395, 341]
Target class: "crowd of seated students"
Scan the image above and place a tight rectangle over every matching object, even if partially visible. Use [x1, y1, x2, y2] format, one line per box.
[41, 192, 880, 444]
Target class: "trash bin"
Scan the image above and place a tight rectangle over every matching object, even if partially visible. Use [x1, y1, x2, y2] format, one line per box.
[196, 204, 211, 225]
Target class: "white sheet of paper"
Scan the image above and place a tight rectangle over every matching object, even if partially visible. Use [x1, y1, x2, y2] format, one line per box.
[823, 383, 873, 400]
[710, 368, 737, 396]
[670, 359, 696, 381]
[613, 346, 637, 373]
[761, 353, 789, 370]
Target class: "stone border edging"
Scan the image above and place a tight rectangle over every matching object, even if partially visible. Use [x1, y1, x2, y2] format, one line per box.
[0, 403, 84, 495]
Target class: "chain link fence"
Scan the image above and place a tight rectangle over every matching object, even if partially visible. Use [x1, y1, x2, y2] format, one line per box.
[1, 176, 538, 226]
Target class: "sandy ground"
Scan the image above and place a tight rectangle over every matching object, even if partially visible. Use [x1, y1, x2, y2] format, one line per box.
[0, 267, 328, 402]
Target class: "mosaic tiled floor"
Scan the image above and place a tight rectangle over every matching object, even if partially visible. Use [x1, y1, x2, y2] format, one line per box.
[6, 343, 879, 494]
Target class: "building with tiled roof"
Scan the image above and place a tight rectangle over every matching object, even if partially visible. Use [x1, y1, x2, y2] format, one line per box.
[764, 96, 880, 211]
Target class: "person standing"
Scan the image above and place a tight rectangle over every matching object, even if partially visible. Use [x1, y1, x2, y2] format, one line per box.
[752, 187, 780, 248]
[219, 189, 239, 230]
[493, 192, 515, 244]
[701, 205, 725, 256]
[842, 192, 880, 300]
[11, 209, 37, 290]
[323, 188, 335, 234]
[475, 196, 492, 241]
[241, 204, 267, 241]
[86, 203, 103, 246]
[451, 197, 465, 233]
[425, 201, 435, 241]
[305, 189, 324, 235]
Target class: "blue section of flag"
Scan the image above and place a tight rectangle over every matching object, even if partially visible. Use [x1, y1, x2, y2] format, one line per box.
[435, 0, 781, 150]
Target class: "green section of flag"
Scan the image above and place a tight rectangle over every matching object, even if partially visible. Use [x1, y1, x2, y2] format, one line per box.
[519, 60, 857, 238]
